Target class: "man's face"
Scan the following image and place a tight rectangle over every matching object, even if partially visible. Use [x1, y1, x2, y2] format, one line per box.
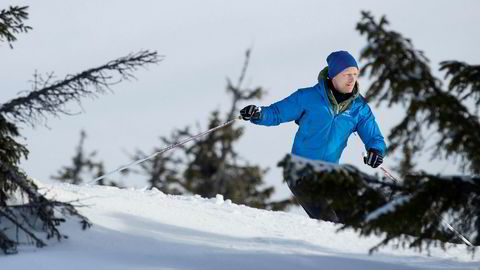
[332, 67, 359, 94]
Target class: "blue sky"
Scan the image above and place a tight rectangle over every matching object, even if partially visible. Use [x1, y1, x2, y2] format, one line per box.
[2, 0, 479, 199]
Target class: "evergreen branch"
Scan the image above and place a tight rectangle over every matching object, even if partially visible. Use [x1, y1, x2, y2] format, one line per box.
[0, 160, 92, 253]
[0, 115, 29, 165]
[0, 207, 46, 250]
[0, 160, 41, 201]
[440, 61, 480, 106]
[0, 50, 161, 126]
[420, 92, 480, 173]
[356, 11, 439, 107]
[0, 6, 32, 48]
[0, 230, 17, 254]
[281, 155, 479, 254]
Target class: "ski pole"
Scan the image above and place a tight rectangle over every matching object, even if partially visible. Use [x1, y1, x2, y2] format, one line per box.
[84, 117, 241, 186]
[379, 165, 474, 247]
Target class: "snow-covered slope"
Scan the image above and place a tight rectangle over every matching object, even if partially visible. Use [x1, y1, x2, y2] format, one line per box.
[1, 181, 478, 270]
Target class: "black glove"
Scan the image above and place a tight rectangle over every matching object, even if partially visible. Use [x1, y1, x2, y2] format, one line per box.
[364, 149, 383, 168]
[240, 105, 261, 121]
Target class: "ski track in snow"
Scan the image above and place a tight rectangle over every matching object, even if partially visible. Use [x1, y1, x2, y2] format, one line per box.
[1, 181, 479, 270]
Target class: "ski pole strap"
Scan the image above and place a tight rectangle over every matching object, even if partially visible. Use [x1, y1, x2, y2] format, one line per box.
[84, 117, 240, 185]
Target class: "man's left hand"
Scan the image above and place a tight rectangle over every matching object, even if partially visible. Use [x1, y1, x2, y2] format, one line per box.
[364, 149, 383, 168]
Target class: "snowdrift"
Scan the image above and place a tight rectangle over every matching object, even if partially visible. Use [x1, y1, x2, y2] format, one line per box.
[1, 181, 478, 270]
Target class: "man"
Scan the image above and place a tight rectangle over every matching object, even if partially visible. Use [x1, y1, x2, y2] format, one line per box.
[240, 50, 386, 222]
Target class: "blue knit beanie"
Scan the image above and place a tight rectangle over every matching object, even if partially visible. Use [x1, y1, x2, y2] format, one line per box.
[327, 51, 358, 78]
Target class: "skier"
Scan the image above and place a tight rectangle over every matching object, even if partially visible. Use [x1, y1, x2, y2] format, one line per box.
[240, 50, 386, 223]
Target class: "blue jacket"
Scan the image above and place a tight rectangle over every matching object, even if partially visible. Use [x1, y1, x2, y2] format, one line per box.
[252, 80, 386, 163]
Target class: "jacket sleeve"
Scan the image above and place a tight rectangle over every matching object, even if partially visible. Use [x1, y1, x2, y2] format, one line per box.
[356, 104, 387, 156]
[251, 90, 304, 126]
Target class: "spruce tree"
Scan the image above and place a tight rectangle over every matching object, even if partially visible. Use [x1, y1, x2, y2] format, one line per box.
[0, 6, 160, 254]
[129, 50, 293, 210]
[353, 11, 479, 252]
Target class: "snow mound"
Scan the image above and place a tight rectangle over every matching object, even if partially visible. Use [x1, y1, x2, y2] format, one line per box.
[1, 181, 478, 270]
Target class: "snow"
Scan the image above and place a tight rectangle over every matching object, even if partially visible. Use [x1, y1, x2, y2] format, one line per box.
[289, 154, 341, 173]
[1, 180, 478, 270]
[365, 195, 412, 222]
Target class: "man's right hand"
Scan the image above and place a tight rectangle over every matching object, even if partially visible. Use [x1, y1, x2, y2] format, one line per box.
[240, 105, 261, 121]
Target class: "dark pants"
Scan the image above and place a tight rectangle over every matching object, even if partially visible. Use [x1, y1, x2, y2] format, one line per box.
[287, 176, 342, 223]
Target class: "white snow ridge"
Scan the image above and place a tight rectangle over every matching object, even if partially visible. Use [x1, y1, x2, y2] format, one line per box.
[1, 180, 478, 270]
